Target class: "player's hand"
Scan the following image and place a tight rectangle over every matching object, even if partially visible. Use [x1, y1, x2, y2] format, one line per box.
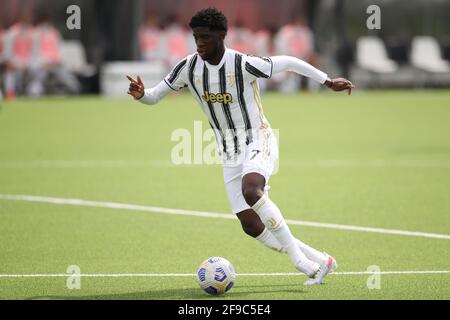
[126, 75, 145, 99]
[325, 78, 355, 95]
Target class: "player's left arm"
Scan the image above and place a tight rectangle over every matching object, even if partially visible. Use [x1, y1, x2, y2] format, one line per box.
[323, 77, 354, 95]
[271, 55, 354, 95]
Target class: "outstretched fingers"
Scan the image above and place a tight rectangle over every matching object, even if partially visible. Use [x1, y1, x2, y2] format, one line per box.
[348, 81, 355, 95]
[127, 75, 138, 83]
[333, 78, 354, 95]
[126, 75, 145, 99]
[127, 75, 144, 86]
[129, 82, 141, 91]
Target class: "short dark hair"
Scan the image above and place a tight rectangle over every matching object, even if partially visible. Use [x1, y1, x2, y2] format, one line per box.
[189, 7, 228, 32]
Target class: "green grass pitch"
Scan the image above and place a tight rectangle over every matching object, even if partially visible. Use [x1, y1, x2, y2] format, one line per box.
[0, 90, 449, 300]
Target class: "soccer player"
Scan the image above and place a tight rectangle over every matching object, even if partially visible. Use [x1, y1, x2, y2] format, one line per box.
[127, 8, 354, 285]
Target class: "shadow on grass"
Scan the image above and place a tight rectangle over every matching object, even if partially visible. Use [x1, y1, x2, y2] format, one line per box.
[25, 284, 307, 300]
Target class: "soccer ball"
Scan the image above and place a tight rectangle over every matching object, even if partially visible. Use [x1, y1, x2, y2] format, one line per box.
[196, 257, 236, 295]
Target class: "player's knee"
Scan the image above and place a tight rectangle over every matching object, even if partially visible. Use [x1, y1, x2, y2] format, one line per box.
[242, 173, 266, 206]
[237, 209, 265, 238]
[242, 185, 264, 207]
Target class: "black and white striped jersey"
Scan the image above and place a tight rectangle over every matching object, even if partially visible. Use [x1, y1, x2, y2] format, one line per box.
[140, 48, 329, 162]
[163, 48, 273, 157]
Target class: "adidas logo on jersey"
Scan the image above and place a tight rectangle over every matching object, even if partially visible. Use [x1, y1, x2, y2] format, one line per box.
[202, 91, 233, 104]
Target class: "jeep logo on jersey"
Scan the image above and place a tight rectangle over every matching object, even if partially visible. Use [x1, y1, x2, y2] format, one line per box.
[202, 91, 233, 104]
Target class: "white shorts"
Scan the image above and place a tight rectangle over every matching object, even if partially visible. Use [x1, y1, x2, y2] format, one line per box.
[223, 127, 279, 214]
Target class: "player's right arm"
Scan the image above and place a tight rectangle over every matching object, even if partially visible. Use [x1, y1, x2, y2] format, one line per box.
[126, 75, 173, 105]
[127, 58, 189, 105]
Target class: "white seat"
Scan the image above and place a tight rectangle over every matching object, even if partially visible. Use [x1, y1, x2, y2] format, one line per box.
[100, 61, 167, 97]
[60, 40, 96, 76]
[356, 36, 398, 73]
[410, 36, 450, 73]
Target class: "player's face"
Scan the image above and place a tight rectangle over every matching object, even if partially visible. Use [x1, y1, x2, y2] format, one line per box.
[192, 27, 225, 61]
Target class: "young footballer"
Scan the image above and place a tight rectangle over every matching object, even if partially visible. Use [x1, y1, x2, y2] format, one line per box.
[127, 8, 354, 285]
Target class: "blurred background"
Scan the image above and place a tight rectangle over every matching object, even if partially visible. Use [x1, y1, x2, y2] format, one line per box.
[1, 0, 450, 99]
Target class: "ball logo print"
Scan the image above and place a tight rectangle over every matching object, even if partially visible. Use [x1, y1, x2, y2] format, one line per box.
[196, 257, 236, 295]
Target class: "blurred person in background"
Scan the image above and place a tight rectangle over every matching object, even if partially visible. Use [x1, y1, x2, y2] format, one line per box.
[0, 21, 3, 55]
[273, 15, 319, 92]
[254, 27, 273, 58]
[226, 20, 256, 55]
[139, 14, 166, 62]
[254, 26, 274, 92]
[2, 13, 35, 99]
[0, 16, 5, 97]
[227, 20, 271, 91]
[164, 14, 191, 68]
[30, 13, 80, 96]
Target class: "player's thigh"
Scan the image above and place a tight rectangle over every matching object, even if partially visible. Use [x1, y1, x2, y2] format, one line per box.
[223, 165, 251, 214]
[242, 127, 279, 187]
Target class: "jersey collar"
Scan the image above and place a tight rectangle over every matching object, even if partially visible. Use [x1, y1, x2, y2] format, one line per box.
[204, 47, 228, 70]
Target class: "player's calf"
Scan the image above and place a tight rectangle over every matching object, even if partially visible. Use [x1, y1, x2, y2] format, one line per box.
[237, 209, 265, 238]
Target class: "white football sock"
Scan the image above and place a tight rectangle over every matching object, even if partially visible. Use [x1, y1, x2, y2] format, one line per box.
[255, 228, 326, 264]
[255, 228, 285, 252]
[252, 195, 319, 276]
[296, 240, 327, 264]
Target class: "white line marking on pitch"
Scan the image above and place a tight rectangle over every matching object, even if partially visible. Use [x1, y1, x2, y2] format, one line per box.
[0, 160, 165, 168]
[0, 194, 449, 240]
[1, 159, 450, 168]
[1, 271, 450, 278]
